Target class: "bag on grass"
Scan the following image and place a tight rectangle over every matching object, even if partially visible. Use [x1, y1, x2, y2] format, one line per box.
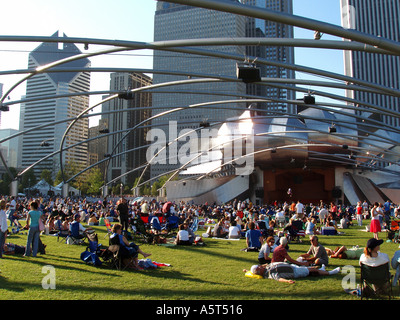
[81, 250, 102, 266]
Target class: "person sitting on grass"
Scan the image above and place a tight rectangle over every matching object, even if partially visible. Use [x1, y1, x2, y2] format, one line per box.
[244, 221, 262, 251]
[175, 224, 191, 246]
[212, 218, 228, 238]
[299, 235, 329, 266]
[272, 236, 307, 266]
[110, 223, 151, 270]
[243, 262, 340, 284]
[258, 235, 275, 264]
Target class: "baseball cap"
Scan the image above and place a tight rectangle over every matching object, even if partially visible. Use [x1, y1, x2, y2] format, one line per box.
[367, 238, 383, 250]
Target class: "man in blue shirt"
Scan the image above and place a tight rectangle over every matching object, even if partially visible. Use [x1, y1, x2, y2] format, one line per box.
[245, 221, 262, 250]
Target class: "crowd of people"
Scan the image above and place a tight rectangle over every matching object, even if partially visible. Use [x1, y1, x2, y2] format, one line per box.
[0, 194, 399, 291]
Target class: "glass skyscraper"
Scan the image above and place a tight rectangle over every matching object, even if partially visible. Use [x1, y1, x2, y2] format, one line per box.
[341, 0, 400, 128]
[151, 0, 294, 179]
[20, 31, 91, 178]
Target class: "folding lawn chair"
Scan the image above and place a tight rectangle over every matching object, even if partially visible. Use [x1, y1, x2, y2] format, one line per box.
[132, 216, 154, 244]
[57, 229, 70, 242]
[150, 215, 163, 233]
[288, 219, 305, 243]
[360, 262, 393, 300]
[106, 233, 136, 270]
[166, 215, 179, 232]
[66, 221, 87, 245]
[86, 231, 102, 254]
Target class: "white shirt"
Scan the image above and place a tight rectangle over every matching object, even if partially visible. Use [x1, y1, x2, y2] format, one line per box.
[228, 226, 241, 238]
[319, 208, 328, 218]
[0, 209, 9, 233]
[10, 199, 16, 210]
[359, 251, 390, 268]
[296, 202, 304, 214]
[177, 229, 189, 241]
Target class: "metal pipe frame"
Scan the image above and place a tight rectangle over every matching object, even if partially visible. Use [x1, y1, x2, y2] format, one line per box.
[163, 0, 400, 54]
[0, 4, 399, 192]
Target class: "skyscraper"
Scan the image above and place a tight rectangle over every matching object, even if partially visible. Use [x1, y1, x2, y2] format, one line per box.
[20, 31, 91, 178]
[151, 1, 294, 179]
[152, 1, 246, 180]
[102, 72, 152, 186]
[341, 0, 400, 128]
[242, 0, 295, 111]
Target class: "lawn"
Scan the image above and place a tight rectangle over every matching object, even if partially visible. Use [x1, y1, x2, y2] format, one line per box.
[0, 218, 399, 302]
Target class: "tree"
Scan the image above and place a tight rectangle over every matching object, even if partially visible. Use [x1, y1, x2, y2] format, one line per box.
[21, 168, 37, 192]
[0, 167, 18, 195]
[86, 168, 104, 195]
[40, 169, 53, 186]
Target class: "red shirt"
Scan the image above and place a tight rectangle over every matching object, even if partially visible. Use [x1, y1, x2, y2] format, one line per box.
[272, 245, 287, 263]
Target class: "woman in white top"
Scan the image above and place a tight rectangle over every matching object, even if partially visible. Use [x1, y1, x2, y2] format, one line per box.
[359, 238, 389, 268]
[175, 224, 191, 245]
[228, 221, 241, 239]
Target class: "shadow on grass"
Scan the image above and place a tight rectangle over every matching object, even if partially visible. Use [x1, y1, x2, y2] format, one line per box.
[0, 276, 351, 300]
[159, 240, 258, 266]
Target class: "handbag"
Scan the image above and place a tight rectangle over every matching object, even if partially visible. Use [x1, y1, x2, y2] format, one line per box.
[38, 217, 45, 232]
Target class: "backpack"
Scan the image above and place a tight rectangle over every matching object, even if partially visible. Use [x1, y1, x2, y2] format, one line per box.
[80, 250, 102, 266]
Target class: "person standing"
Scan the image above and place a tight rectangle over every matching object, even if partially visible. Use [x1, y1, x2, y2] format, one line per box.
[369, 202, 381, 240]
[356, 201, 363, 227]
[0, 200, 8, 259]
[116, 198, 129, 232]
[295, 200, 304, 219]
[318, 205, 328, 226]
[24, 201, 43, 257]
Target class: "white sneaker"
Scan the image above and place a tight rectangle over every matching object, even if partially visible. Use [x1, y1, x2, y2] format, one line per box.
[320, 264, 326, 271]
[329, 267, 340, 275]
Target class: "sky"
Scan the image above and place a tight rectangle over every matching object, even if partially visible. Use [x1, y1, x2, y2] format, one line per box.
[0, 0, 344, 131]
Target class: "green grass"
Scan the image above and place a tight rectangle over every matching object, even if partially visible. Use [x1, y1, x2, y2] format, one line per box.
[0, 219, 399, 300]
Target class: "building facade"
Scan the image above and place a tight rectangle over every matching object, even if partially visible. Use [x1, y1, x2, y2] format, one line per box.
[242, 0, 295, 112]
[153, 1, 248, 180]
[20, 31, 91, 179]
[341, 0, 400, 128]
[102, 72, 152, 187]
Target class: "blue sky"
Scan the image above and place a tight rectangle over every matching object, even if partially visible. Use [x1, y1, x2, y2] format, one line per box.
[0, 0, 343, 129]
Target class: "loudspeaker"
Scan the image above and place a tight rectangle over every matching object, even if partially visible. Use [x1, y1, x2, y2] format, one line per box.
[332, 187, 342, 198]
[236, 64, 261, 83]
[255, 188, 264, 198]
[303, 94, 315, 104]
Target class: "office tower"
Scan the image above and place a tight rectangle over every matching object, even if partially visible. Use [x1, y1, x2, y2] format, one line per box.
[102, 72, 152, 186]
[151, 1, 247, 179]
[88, 118, 108, 176]
[242, 0, 295, 112]
[0, 128, 19, 169]
[20, 31, 91, 178]
[341, 0, 400, 128]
